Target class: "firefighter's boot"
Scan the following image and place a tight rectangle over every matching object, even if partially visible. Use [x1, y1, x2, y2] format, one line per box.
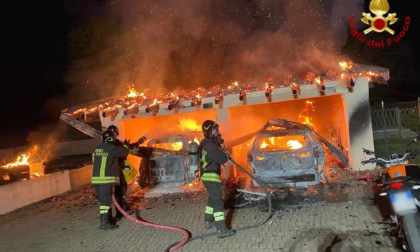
[204, 221, 216, 229]
[100, 214, 117, 230]
[108, 210, 119, 225]
[204, 213, 215, 229]
[216, 228, 236, 238]
[215, 221, 236, 238]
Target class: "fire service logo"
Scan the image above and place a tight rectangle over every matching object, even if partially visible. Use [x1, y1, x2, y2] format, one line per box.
[348, 0, 411, 48]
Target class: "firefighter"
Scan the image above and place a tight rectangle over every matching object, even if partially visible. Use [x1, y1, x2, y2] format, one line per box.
[199, 120, 236, 238]
[92, 129, 129, 230]
[107, 124, 146, 219]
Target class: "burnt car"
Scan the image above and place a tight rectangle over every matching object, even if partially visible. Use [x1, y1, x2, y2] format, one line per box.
[246, 119, 343, 188]
[133, 132, 202, 188]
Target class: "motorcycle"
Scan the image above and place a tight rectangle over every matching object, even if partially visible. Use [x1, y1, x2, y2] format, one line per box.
[379, 177, 420, 251]
[361, 136, 420, 251]
[361, 136, 420, 184]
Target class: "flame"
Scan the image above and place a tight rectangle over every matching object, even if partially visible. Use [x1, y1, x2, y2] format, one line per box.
[178, 118, 201, 131]
[1, 153, 30, 169]
[260, 139, 269, 149]
[126, 83, 141, 97]
[298, 100, 315, 127]
[1, 146, 39, 169]
[339, 61, 353, 71]
[286, 140, 303, 149]
[260, 137, 275, 149]
[150, 98, 159, 106]
[152, 142, 184, 151]
[227, 81, 239, 90]
[259, 136, 304, 150]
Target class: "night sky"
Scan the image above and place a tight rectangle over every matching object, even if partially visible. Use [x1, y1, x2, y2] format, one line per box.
[1, 0, 419, 149]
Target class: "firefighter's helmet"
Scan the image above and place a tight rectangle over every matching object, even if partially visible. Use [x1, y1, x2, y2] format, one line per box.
[202, 120, 221, 139]
[107, 125, 119, 137]
[102, 130, 115, 143]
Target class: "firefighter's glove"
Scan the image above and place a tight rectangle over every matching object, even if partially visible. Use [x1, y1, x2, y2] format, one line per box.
[123, 139, 130, 149]
[137, 136, 147, 145]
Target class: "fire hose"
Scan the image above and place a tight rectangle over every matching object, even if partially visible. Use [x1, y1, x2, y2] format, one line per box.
[112, 154, 274, 252]
[111, 193, 189, 252]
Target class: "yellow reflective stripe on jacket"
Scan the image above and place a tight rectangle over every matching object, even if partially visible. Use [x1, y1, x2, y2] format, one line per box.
[201, 172, 221, 182]
[92, 176, 120, 184]
[92, 155, 119, 184]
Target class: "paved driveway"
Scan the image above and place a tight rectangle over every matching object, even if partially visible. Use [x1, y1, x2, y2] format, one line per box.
[0, 167, 399, 252]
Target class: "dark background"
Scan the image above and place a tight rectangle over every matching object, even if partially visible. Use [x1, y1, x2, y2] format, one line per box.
[1, 0, 419, 149]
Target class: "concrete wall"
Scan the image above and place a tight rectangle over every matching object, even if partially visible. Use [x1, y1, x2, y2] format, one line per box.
[69, 165, 92, 189]
[0, 166, 92, 216]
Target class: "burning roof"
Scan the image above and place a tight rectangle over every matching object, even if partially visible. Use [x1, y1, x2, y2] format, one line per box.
[60, 62, 389, 128]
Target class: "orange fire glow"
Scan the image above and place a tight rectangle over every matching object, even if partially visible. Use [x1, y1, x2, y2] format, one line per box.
[178, 118, 201, 131]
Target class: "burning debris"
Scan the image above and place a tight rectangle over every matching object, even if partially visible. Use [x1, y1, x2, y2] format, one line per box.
[0, 145, 52, 184]
[1, 151, 33, 183]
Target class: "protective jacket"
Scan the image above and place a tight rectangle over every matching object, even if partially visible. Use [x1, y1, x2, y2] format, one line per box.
[92, 142, 129, 185]
[199, 138, 228, 183]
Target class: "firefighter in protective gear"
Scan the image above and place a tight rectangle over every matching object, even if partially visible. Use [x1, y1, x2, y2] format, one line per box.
[92, 130, 129, 230]
[106, 125, 146, 219]
[199, 120, 236, 238]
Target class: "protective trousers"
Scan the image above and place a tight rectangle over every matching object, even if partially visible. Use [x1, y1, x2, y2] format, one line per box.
[94, 184, 113, 215]
[202, 180, 228, 231]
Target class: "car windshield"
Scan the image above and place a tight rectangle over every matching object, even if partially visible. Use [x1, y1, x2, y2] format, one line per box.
[257, 135, 306, 151]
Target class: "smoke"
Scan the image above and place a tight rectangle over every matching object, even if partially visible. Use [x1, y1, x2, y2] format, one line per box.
[47, 0, 363, 113]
